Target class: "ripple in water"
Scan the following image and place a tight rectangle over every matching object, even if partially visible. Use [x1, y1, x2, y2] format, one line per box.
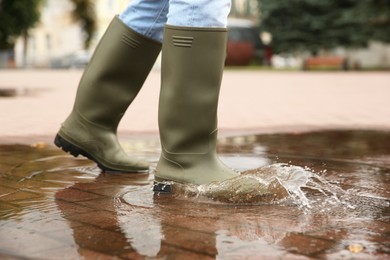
[165, 163, 348, 209]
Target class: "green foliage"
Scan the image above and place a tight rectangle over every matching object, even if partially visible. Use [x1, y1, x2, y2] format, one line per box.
[355, 0, 390, 43]
[70, 0, 97, 49]
[260, 0, 390, 54]
[0, 0, 42, 50]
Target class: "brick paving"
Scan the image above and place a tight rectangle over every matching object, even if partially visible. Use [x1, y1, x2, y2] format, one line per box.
[1, 69, 390, 259]
[0, 130, 389, 259]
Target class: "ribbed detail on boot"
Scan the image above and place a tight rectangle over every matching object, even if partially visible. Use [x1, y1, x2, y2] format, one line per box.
[172, 36, 194, 48]
[121, 34, 141, 49]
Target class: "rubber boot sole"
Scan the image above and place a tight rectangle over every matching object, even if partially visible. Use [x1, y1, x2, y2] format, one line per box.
[54, 134, 147, 173]
[153, 181, 173, 193]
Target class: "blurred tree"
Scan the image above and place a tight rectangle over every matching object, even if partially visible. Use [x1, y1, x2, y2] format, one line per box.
[356, 0, 390, 43]
[0, 0, 42, 50]
[259, 0, 389, 54]
[70, 0, 97, 49]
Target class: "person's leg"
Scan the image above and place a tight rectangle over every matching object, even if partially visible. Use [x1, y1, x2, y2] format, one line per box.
[119, 0, 169, 42]
[154, 0, 239, 188]
[55, 1, 168, 173]
[166, 0, 230, 28]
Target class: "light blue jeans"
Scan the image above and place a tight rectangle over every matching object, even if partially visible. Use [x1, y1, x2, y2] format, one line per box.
[119, 0, 231, 42]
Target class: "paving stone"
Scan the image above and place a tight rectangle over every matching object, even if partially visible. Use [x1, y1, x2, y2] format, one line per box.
[279, 233, 336, 257]
[55, 187, 105, 202]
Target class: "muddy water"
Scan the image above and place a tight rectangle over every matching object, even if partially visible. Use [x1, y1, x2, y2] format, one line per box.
[0, 130, 389, 259]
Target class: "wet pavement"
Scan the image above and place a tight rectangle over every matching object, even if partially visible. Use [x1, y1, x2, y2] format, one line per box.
[0, 130, 389, 259]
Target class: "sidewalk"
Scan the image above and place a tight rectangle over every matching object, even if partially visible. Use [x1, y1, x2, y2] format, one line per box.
[1, 69, 389, 259]
[1, 69, 390, 142]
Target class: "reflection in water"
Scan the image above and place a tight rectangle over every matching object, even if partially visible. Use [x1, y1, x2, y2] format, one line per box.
[117, 187, 163, 257]
[0, 130, 389, 258]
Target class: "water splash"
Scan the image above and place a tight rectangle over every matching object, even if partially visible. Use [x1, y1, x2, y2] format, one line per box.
[164, 163, 347, 209]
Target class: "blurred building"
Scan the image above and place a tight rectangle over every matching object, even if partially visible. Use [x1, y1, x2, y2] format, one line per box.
[14, 0, 130, 68]
[231, 0, 259, 20]
[15, 0, 79, 68]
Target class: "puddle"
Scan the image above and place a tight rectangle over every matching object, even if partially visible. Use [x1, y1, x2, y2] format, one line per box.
[161, 163, 338, 207]
[0, 130, 389, 259]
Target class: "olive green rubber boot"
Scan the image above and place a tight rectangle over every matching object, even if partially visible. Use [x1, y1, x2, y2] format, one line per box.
[54, 16, 161, 172]
[154, 25, 239, 189]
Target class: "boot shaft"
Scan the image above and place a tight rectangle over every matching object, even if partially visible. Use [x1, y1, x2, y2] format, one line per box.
[57, 17, 160, 173]
[159, 25, 228, 154]
[73, 16, 161, 129]
[155, 25, 239, 185]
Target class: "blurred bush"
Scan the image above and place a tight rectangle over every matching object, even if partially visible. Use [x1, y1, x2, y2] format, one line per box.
[259, 0, 390, 54]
